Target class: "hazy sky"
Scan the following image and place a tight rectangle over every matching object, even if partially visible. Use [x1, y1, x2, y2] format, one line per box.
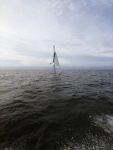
[0, 0, 113, 68]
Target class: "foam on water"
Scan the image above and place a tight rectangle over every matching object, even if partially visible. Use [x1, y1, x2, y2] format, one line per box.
[94, 115, 113, 133]
[58, 115, 113, 150]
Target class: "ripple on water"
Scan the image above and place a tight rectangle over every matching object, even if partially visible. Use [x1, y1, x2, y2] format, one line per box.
[0, 70, 113, 150]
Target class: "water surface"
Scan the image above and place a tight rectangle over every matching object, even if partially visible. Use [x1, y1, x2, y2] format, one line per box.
[0, 70, 113, 150]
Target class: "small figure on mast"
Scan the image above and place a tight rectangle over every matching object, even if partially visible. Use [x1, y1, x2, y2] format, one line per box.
[50, 45, 60, 74]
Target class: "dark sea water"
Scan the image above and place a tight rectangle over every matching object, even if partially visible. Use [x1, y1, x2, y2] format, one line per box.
[0, 70, 113, 150]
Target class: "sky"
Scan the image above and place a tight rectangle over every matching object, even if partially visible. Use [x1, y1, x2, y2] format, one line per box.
[0, 0, 113, 69]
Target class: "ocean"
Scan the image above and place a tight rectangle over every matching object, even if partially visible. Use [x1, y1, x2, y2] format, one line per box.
[0, 70, 113, 150]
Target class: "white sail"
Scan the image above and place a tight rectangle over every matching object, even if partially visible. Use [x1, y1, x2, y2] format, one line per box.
[54, 52, 60, 66]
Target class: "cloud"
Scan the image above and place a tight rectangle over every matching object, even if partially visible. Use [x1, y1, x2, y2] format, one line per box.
[0, 0, 113, 68]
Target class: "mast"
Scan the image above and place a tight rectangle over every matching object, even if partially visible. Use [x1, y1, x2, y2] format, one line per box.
[50, 45, 60, 74]
[53, 45, 56, 74]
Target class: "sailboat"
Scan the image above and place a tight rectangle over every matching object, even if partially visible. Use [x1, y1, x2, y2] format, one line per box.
[50, 45, 60, 74]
